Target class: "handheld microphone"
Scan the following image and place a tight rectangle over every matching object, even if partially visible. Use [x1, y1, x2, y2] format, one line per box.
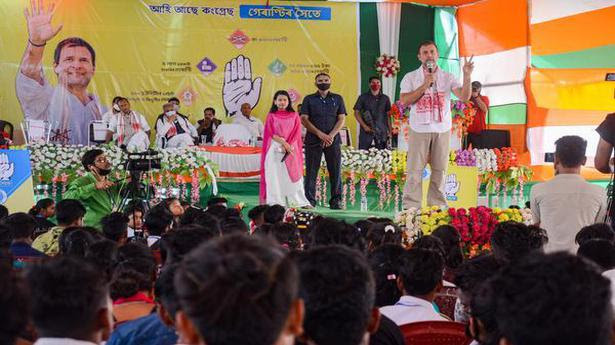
[425, 60, 435, 87]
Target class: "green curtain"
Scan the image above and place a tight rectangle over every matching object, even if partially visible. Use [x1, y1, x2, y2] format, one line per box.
[359, 3, 380, 94]
[395, 4, 435, 100]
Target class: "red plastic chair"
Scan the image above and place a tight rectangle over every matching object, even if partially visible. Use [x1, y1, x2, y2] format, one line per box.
[399, 321, 472, 345]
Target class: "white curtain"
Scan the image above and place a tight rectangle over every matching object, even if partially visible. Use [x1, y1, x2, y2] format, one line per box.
[377, 2, 401, 102]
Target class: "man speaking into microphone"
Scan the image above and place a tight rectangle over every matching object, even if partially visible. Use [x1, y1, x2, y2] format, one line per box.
[399, 40, 474, 209]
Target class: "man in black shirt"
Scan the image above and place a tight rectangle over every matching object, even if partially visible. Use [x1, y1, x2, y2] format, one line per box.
[354, 76, 392, 150]
[301, 73, 347, 209]
[196, 107, 221, 144]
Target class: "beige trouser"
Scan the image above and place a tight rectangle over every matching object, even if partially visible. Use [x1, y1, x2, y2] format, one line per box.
[402, 127, 450, 209]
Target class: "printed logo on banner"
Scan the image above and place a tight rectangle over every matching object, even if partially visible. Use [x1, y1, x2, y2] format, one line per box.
[228, 29, 250, 49]
[197, 57, 217, 77]
[0, 150, 31, 204]
[288, 89, 302, 104]
[239, 5, 331, 21]
[0, 153, 15, 181]
[268, 59, 287, 76]
[445, 174, 461, 201]
[178, 86, 198, 107]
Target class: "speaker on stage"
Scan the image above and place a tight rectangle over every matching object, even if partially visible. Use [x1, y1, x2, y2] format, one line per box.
[467, 129, 510, 149]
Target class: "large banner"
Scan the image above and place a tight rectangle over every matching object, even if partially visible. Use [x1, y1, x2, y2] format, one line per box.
[0, 0, 359, 145]
[0, 150, 35, 213]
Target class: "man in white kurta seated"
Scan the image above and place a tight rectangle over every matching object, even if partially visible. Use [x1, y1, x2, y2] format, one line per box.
[155, 102, 197, 148]
[233, 103, 264, 140]
[106, 98, 151, 152]
[380, 248, 448, 325]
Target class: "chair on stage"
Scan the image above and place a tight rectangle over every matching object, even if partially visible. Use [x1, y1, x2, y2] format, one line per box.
[21, 119, 51, 144]
[0, 120, 14, 140]
[89, 120, 108, 145]
[213, 124, 252, 146]
[340, 126, 352, 146]
[399, 321, 472, 345]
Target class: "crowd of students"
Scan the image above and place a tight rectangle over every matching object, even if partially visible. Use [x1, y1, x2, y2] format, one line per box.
[1, 198, 615, 345]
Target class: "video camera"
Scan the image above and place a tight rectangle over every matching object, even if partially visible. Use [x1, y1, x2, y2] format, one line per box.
[125, 149, 162, 172]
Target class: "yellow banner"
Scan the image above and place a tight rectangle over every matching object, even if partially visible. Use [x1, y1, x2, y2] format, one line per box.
[0, 0, 358, 145]
[422, 164, 479, 208]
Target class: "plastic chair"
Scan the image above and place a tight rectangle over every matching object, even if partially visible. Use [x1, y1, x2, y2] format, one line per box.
[89, 120, 108, 145]
[399, 321, 472, 345]
[340, 126, 352, 146]
[0, 120, 14, 140]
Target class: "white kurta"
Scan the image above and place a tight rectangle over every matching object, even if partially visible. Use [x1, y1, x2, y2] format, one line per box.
[264, 141, 310, 207]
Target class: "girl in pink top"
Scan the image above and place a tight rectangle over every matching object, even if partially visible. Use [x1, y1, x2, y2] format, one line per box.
[259, 91, 311, 207]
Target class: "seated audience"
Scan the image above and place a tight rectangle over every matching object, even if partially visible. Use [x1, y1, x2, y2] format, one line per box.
[85, 239, 119, 282]
[453, 254, 500, 324]
[0, 261, 30, 345]
[159, 225, 213, 265]
[431, 225, 464, 282]
[111, 259, 157, 326]
[272, 223, 301, 250]
[530, 135, 607, 253]
[380, 248, 448, 325]
[28, 198, 56, 235]
[2, 213, 46, 266]
[366, 223, 402, 252]
[124, 202, 145, 239]
[220, 217, 249, 235]
[32, 199, 86, 256]
[575, 222, 615, 245]
[577, 239, 615, 272]
[264, 204, 286, 224]
[248, 204, 269, 232]
[174, 234, 303, 345]
[144, 207, 174, 247]
[294, 245, 380, 345]
[25, 257, 113, 344]
[486, 252, 612, 345]
[101, 212, 129, 244]
[490, 221, 545, 264]
[155, 102, 197, 148]
[58, 227, 99, 258]
[107, 264, 180, 345]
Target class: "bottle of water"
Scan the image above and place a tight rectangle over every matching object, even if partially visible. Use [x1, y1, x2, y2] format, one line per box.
[360, 195, 368, 212]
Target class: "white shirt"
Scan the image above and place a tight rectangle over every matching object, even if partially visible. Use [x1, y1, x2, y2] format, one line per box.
[16, 71, 106, 145]
[232, 114, 264, 138]
[530, 173, 607, 253]
[380, 295, 447, 326]
[603, 269, 615, 314]
[101, 110, 117, 128]
[34, 338, 98, 345]
[108, 111, 151, 142]
[155, 114, 198, 144]
[399, 66, 461, 133]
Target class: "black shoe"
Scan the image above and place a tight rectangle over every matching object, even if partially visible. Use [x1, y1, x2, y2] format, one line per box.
[329, 203, 342, 210]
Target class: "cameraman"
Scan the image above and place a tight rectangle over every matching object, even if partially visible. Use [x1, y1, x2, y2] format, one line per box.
[64, 149, 124, 228]
[595, 113, 615, 225]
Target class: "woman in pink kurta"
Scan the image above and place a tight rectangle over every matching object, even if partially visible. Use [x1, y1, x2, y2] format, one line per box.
[259, 90, 311, 207]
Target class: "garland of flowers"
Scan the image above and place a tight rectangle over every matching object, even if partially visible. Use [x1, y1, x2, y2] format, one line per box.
[375, 54, 401, 78]
[389, 101, 410, 136]
[342, 182, 347, 210]
[451, 100, 477, 138]
[359, 177, 369, 211]
[349, 171, 357, 206]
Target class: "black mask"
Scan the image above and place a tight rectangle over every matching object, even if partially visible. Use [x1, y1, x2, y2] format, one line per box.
[316, 83, 331, 91]
[98, 167, 112, 176]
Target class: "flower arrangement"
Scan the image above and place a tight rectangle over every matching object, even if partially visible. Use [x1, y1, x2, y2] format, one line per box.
[389, 101, 409, 136]
[28, 143, 218, 201]
[375, 54, 401, 78]
[395, 206, 534, 258]
[450, 100, 476, 138]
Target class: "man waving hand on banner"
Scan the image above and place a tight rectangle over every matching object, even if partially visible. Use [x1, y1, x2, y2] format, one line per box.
[399, 41, 473, 209]
[17, 0, 105, 145]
